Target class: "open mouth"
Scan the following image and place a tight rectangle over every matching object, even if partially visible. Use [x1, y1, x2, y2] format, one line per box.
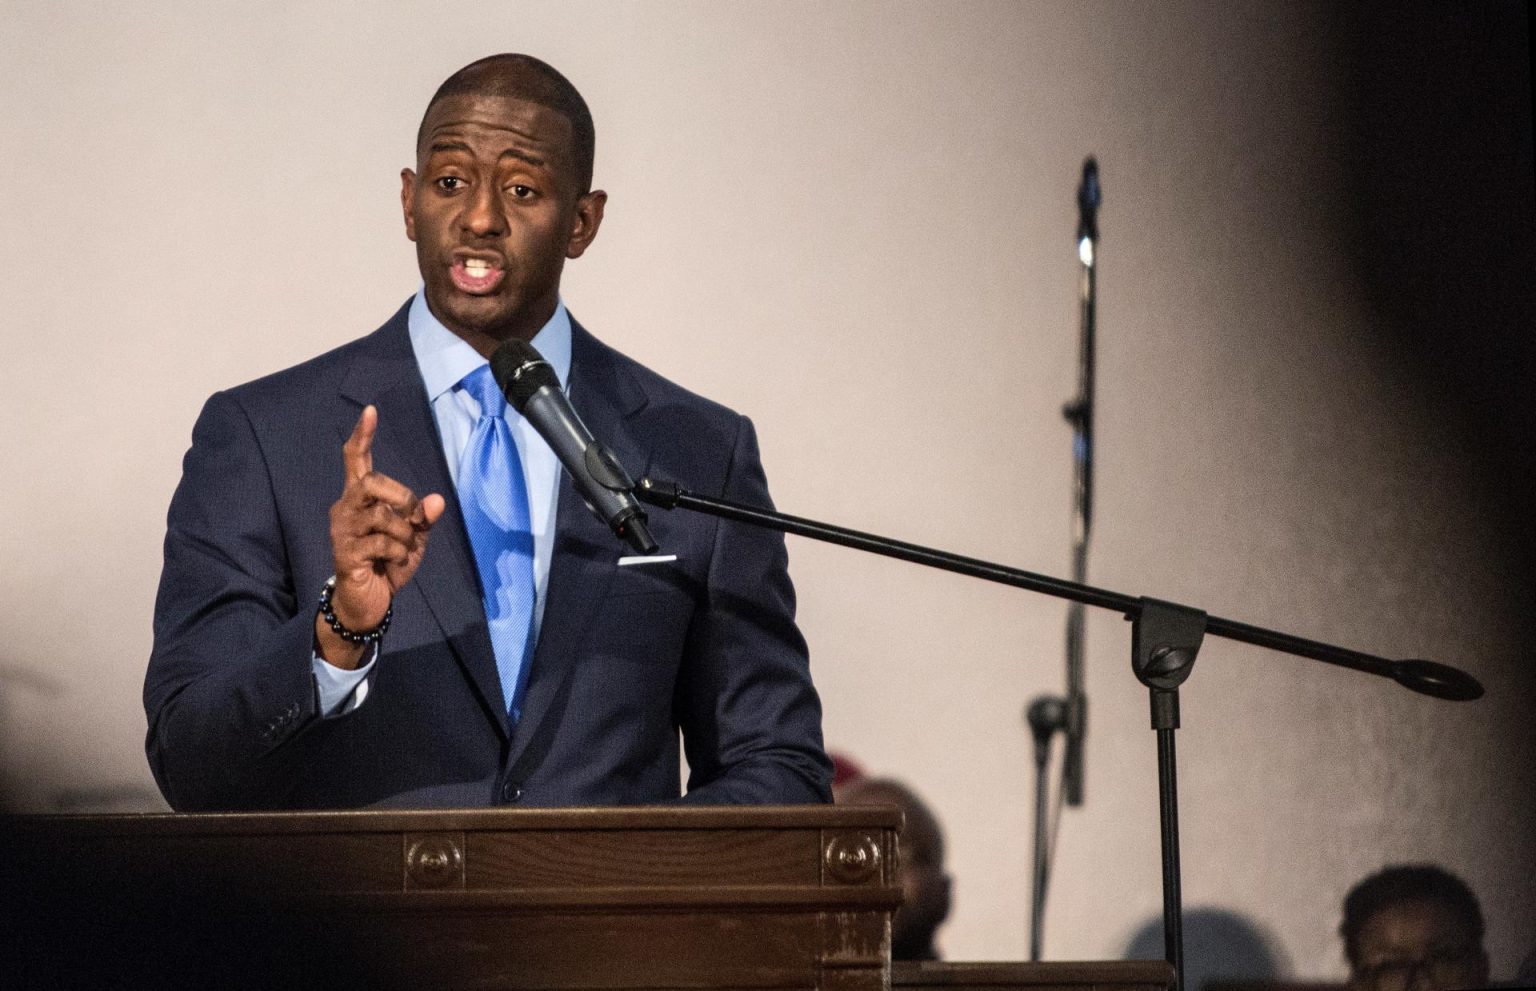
[450, 258, 505, 295]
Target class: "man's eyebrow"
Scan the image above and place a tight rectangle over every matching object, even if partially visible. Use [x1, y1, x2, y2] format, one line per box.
[498, 148, 546, 168]
[423, 140, 547, 169]
[426, 139, 474, 157]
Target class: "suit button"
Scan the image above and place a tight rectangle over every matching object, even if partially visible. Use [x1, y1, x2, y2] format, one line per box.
[500, 781, 522, 803]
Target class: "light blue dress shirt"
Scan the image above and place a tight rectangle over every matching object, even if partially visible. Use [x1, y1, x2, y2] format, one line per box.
[312, 292, 573, 714]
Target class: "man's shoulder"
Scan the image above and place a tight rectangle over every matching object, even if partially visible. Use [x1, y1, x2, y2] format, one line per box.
[218, 301, 412, 412]
[573, 320, 741, 426]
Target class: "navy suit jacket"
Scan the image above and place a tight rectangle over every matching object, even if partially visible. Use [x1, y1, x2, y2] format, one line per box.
[145, 302, 831, 811]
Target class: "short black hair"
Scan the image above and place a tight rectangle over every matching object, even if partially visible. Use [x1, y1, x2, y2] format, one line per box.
[1340, 864, 1485, 968]
[417, 54, 595, 193]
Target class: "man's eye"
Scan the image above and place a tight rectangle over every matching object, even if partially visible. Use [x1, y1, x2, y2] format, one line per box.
[509, 185, 534, 199]
[436, 176, 464, 191]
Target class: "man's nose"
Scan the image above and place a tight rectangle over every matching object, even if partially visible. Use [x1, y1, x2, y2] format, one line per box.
[462, 183, 506, 237]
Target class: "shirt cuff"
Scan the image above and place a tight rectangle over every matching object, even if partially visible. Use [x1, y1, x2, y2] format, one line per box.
[311, 647, 377, 716]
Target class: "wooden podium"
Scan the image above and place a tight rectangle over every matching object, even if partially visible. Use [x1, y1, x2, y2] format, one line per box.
[5, 806, 898, 989]
[2, 807, 1173, 991]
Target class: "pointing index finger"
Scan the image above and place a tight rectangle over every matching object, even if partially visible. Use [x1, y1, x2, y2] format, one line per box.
[344, 405, 377, 483]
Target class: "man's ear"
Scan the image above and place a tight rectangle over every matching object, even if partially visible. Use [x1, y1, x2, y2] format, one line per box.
[566, 189, 607, 259]
[401, 169, 418, 241]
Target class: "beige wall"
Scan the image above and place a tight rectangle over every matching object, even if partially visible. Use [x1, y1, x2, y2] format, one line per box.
[2, 0, 1531, 979]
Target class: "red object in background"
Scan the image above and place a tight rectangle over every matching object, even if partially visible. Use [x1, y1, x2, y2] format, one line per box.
[830, 751, 866, 789]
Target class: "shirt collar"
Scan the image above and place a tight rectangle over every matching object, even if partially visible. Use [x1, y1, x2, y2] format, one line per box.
[407, 288, 573, 403]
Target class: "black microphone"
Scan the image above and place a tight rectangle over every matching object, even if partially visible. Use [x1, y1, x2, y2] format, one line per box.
[489, 339, 659, 555]
[1025, 696, 1066, 748]
[1077, 156, 1100, 243]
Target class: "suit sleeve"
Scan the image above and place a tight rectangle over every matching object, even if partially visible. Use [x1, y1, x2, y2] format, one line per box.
[673, 415, 834, 805]
[143, 391, 341, 811]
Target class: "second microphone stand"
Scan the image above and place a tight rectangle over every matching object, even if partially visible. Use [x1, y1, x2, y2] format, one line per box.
[1026, 155, 1102, 962]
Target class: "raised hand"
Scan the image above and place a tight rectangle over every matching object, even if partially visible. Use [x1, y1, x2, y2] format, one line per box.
[316, 405, 446, 667]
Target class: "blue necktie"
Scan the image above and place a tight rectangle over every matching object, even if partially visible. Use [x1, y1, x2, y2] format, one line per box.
[457, 364, 536, 721]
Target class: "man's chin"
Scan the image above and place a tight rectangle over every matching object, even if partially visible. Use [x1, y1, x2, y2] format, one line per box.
[427, 289, 518, 339]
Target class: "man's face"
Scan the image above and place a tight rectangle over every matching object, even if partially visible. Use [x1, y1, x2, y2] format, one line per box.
[1350, 899, 1488, 991]
[402, 93, 604, 348]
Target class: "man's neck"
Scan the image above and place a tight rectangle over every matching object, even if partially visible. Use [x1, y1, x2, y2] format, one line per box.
[428, 301, 558, 360]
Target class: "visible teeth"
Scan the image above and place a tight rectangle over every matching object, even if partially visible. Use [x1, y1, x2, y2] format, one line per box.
[463, 259, 491, 275]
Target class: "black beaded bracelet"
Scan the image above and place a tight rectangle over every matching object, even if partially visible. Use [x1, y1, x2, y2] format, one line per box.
[317, 576, 392, 645]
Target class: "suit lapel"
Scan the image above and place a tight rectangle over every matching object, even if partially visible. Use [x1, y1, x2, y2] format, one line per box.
[338, 308, 511, 740]
[505, 321, 652, 770]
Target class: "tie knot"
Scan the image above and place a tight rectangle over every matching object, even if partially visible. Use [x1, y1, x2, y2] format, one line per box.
[460, 364, 506, 420]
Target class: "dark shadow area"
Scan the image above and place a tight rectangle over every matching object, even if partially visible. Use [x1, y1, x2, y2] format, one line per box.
[1343, 1, 1536, 590]
[0, 664, 66, 813]
[0, 820, 387, 989]
[1124, 907, 1288, 991]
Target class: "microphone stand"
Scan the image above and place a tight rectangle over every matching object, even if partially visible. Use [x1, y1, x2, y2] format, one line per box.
[1026, 155, 1102, 962]
[1025, 696, 1065, 963]
[1064, 157, 1099, 814]
[633, 477, 1483, 991]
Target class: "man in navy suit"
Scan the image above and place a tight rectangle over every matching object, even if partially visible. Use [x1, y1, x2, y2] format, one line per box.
[144, 54, 832, 811]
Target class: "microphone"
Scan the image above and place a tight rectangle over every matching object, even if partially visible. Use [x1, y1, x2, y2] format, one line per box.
[489, 339, 659, 555]
[1077, 156, 1101, 244]
[1025, 696, 1066, 748]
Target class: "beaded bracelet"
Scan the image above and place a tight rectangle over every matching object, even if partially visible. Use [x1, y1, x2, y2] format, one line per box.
[317, 576, 392, 645]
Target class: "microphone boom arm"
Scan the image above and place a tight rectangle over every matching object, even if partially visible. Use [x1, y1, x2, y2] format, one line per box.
[633, 477, 1481, 699]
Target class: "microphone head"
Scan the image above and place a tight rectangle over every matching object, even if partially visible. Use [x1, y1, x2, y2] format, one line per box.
[1024, 696, 1065, 734]
[1077, 156, 1101, 241]
[490, 338, 561, 411]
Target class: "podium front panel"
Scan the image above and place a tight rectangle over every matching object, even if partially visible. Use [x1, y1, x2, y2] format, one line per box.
[3, 806, 902, 990]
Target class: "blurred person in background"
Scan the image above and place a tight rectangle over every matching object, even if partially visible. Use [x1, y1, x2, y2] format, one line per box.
[837, 773, 951, 961]
[1341, 864, 1490, 991]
